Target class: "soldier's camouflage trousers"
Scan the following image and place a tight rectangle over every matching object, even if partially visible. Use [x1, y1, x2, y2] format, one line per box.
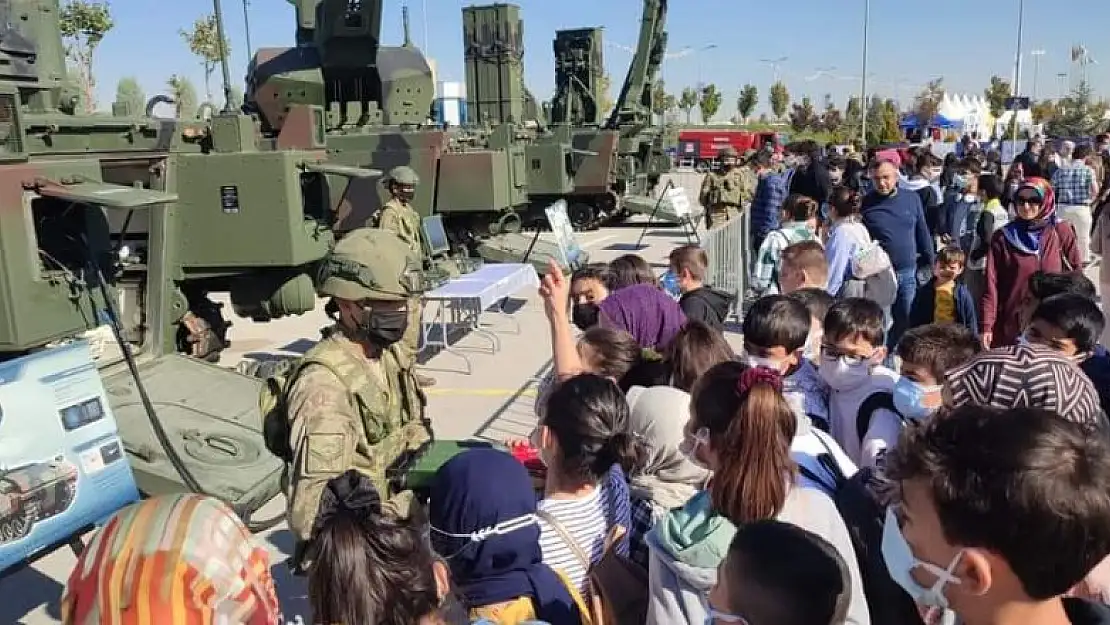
[705, 204, 740, 230]
[397, 296, 423, 370]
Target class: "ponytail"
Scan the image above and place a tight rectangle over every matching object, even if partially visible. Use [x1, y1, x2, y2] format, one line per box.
[691, 363, 798, 525]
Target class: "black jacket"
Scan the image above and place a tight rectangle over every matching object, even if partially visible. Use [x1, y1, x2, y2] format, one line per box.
[909, 278, 979, 338]
[678, 286, 735, 332]
[1065, 597, 1110, 625]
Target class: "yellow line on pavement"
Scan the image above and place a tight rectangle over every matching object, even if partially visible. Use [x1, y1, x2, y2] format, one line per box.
[424, 388, 538, 398]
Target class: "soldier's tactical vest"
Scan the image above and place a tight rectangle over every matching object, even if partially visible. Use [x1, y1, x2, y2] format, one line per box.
[707, 170, 745, 206]
[260, 334, 431, 498]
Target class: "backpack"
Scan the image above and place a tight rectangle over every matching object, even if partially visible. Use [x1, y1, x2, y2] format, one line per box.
[797, 432, 925, 625]
[258, 356, 355, 463]
[537, 512, 648, 625]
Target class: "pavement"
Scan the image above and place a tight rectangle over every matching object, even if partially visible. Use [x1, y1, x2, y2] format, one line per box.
[0, 172, 732, 624]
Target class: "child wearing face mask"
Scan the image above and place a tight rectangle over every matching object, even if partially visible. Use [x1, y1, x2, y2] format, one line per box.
[1024, 294, 1110, 417]
[743, 296, 856, 494]
[939, 158, 983, 251]
[882, 405, 1110, 625]
[859, 323, 980, 469]
[818, 298, 900, 463]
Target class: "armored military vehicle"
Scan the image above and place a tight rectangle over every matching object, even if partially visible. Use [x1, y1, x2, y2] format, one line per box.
[540, 0, 673, 228]
[245, 0, 577, 267]
[0, 0, 376, 527]
[0, 459, 79, 544]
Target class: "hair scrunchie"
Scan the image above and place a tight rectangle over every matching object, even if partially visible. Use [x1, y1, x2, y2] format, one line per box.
[311, 469, 382, 539]
[737, 366, 783, 396]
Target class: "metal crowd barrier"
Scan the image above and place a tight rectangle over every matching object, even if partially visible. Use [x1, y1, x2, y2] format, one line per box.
[702, 209, 751, 321]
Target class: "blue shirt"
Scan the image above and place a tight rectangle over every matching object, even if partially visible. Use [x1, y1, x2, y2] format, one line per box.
[861, 189, 935, 271]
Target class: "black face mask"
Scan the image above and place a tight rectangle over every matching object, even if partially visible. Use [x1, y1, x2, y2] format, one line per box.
[572, 303, 600, 331]
[356, 309, 408, 346]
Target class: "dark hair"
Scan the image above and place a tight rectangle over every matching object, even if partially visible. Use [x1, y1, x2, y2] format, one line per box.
[669, 244, 708, 282]
[1028, 270, 1097, 301]
[724, 520, 851, 625]
[823, 297, 884, 347]
[579, 327, 642, 380]
[957, 157, 982, 175]
[782, 194, 818, 222]
[826, 154, 846, 170]
[936, 246, 966, 267]
[542, 374, 646, 482]
[667, 320, 735, 392]
[885, 405, 1110, 600]
[571, 263, 613, 289]
[786, 287, 834, 323]
[1075, 144, 1094, 160]
[916, 152, 941, 171]
[829, 186, 861, 218]
[310, 474, 440, 625]
[608, 254, 656, 290]
[744, 296, 811, 353]
[691, 361, 797, 524]
[754, 152, 773, 168]
[1031, 294, 1106, 353]
[979, 173, 1003, 200]
[896, 323, 980, 382]
[1097, 133, 1109, 144]
[779, 241, 828, 285]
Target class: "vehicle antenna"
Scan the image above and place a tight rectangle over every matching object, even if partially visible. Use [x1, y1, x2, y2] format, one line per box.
[212, 0, 236, 113]
[402, 5, 413, 48]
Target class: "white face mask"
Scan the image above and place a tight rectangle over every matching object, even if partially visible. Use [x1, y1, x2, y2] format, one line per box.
[828, 169, 844, 185]
[679, 427, 712, 471]
[818, 354, 872, 390]
[881, 508, 964, 608]
[745, 354, 788, 374]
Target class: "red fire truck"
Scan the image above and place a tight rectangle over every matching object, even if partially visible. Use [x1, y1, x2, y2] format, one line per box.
[676, 129, 783, 171]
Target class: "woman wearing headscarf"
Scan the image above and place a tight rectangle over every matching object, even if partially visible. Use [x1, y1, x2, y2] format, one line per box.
[429, 448, 587, 625]
[624, 384, 711, 568]
[61, 494, 281, 625]
[981, 177, 1081, 348]
[596, 283, 686, 353]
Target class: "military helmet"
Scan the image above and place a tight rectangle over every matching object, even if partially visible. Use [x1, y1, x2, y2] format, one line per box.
[718, 146, 739, 160]
[317, 228, 423, 302]
[386, 165, 420, 186]
[743, 148, 758, 161]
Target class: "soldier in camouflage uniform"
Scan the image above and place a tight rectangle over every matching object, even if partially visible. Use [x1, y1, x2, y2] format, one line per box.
[284, 228, 432, 568]
[368, 166, 436, 388]
[698, 146, 747, 229]
[737, 149, 759, 206]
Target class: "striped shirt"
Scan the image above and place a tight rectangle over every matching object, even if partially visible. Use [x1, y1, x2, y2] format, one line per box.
[538, 486, 612, 594]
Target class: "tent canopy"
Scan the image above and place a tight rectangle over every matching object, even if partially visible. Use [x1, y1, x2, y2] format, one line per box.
[899, 113, 961, 129]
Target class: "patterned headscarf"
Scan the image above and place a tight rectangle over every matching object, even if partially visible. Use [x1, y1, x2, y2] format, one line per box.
[1002, 176, 1057, 254]
[944, 343, 1104, 431]
[62, 494, 280, 625]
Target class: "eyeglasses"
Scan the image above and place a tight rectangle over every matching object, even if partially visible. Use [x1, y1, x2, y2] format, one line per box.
[821, 344, 878, 365]
[1015, 195, 1043, 206]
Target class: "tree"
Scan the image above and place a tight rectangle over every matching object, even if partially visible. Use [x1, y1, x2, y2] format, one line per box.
[983, 75, 1013, 118]
[866, 96, 886, 142]
[1047, 81, 1109, 137]
[789, 96, 818, 133]
[821, 97, 844, 135]
[180, 13, 231, 102]
[678, 87, 698, 124]
[880, 98, 903, 144]
[598, 73, 614, 114]
[59, 1, 114, 113]
[167, 74, 198, 119]
[651, 80, 668, 122]
[737, 84, 758, 122]
[844, 96, 863, 139]
[769, 81, 789, 119]
[912, 77, 945, 126]
[698, 83, 722, 124]
[1031, 99, 1057, 124]
[114, 76, 144, 116]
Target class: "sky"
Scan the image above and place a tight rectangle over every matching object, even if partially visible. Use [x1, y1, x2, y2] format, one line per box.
[88, 0, 1110, 119]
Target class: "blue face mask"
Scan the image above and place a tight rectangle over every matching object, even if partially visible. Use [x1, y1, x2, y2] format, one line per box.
[951, 174, 968, 190]
[892, 377, 943, 420]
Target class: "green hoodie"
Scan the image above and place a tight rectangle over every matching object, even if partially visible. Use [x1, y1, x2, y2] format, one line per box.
[654, 490, 736, 570]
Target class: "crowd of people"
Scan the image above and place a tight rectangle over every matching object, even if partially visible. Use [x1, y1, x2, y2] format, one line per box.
[51, 136, 1110, 625]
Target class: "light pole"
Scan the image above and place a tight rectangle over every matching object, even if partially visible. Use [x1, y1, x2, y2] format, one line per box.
[242, 0, 252, 56]
[1011, 0, 1025, 148]
[860, 0, 870, 147]
[760, 56, 789, 84]
[1030, 49, 1046, 100]
[696, 44, 718, 88]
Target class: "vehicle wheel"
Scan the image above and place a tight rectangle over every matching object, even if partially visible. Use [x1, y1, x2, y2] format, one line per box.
[568, 202, 596, 230]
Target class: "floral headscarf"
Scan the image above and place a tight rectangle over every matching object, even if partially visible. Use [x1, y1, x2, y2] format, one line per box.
[62, 494, 280, 625]
[1002, 176, 1057, 254]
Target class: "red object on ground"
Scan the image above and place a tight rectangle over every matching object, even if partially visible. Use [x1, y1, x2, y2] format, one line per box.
[506, 440, 546, 482]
